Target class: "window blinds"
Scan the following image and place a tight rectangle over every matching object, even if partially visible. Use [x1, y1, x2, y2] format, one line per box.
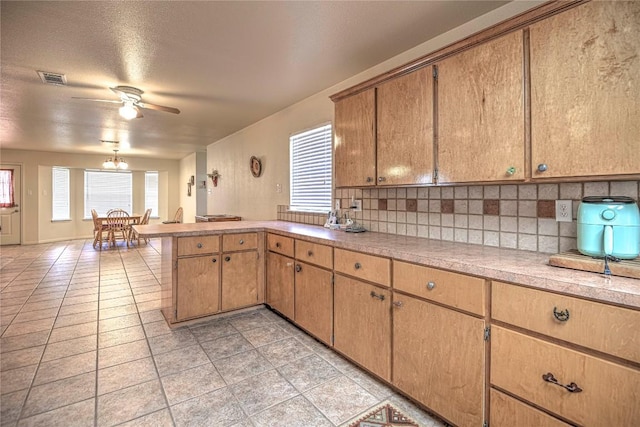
[290, 123, 333, 212]
[145, 171, 159, 216]
[52, 167, 70, 220]
[84, 170, 132, 217]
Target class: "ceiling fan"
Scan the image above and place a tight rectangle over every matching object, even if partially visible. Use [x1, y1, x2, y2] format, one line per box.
[73, 85, 180, 119]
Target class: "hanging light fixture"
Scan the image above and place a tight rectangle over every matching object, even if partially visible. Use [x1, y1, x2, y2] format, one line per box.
[119, 101, 139, 120]
[102, 149, 128, 170]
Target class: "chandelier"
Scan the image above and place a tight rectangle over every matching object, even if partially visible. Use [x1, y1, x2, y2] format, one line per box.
[102, 149, 128, 170]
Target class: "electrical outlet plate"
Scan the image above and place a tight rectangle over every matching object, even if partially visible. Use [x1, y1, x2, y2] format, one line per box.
[335, 199, 340, 210]
[555, 200, 572, 222]
[351, 199, 362, 212]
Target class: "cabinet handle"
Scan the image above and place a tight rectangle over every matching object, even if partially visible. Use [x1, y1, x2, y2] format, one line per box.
[366, 177, 373, 183]
[354, 262, 362, 270]
[197, 243, 203, 249]
[553, 307, 570, 322]
[239, 239, 244, 245]
[307, 250, 313, 257]
[295, 264, 302, 273]
[506, 166, 516, 176]
[275, 242, 281, 248]
[370, 291, 385, 301]
[542, 372, 582, 393]
[212, 258, 217, 263]
[392, 301, 403, 308]
[426, 281, 435, 290]
[378, 176, 386, 182]
[225, 256, 231, 262]
[537, 163, 548, 173]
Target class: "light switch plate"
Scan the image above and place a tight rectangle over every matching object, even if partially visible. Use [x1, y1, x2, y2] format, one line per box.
[555, 200, 572, 222]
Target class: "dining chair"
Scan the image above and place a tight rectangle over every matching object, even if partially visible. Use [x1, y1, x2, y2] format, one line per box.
[163, 207, 183, 224]
[91, 209, 110, 250]
[106, 209, 131, 247]
[132, 208, 152, 246]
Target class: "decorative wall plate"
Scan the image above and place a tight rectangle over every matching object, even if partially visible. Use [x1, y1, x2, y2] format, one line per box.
[250, 156, 262, 177]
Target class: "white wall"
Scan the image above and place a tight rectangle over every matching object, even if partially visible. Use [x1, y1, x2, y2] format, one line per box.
[0, 149, 180, 244]
[206, 2, 544, 220]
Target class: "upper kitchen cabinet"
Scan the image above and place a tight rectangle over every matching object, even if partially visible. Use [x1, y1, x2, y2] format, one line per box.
[376, 67, 434, 186]
[530, 1, 640, 179]
[437, 31, 525, 184]
[334, 89, 376, 187]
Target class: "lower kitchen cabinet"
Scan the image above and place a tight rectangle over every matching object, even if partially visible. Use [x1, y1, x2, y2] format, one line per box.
[221, 250, 259, 311]
[393, 293, 486, 427]
[334, 274, 391, 381]
[266, 251, 295, 319]
[294, 261, 332, 345]
[176, 255, 220, 321]
[490, 389, 571, 427]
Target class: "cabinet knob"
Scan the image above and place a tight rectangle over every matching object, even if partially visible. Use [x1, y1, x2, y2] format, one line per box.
[295, 264, 302, 273]
[307, 250, 313, 257]
[392, 301, 403, 308]
[354, 262, 362, 270]
[366, 177, 373, 183]
[197, 243, 203, 249]
[239, 239, 244, 245]
[426, 281, 435, 290]
[378, 176, 386, 182]
[275, 242, 281, 248]
[212, 258, 217, 263]
[552, 307, 570, 322]
[225, 256, 231, 262]
[506, 167, 516, 176]
[537, 163, 548, 173]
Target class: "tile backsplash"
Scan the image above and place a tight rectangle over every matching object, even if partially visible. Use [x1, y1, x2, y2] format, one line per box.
[277, 180, 640, 254]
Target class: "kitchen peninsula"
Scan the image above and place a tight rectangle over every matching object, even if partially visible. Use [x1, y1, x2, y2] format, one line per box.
[133, 220, 640, 427]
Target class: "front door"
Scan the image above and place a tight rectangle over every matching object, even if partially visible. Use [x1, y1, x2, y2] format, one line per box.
[0, 164, 22, 245]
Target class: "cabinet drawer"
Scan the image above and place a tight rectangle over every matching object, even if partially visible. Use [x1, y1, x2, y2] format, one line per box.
[490, 389, 571, 427]
[492, 281, 640, 363]
[223, 232, 258, 252]
[393, 260, 485, 316]
[295, 240, 333, 269]
[334, 248, 390, 286]
[491, 326, 640, 426]
[267, 233, 294, 257]
[177, 235, 220, 257]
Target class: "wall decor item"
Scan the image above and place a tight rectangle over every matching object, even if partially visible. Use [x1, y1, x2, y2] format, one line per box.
[207, 170, 221, 187]
[250, 156, 262, 178]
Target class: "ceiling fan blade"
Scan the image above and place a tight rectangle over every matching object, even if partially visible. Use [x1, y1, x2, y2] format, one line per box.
[72, 97, 122, 104]
[135, 108, 144, 119]
[137, 102, 180, 114]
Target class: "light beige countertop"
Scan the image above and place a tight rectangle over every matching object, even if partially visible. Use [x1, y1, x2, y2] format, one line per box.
[133, 220, 640, 309]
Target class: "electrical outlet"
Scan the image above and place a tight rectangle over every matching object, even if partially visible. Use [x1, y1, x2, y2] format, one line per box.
[335, 199, 340, 210]
[276, 183, 282, 193]
[555, 200, 572, 222]
[351, 199, 362, 212]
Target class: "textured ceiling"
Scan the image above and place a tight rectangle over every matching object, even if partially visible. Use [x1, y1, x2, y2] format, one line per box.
[1, 1, 510, 160]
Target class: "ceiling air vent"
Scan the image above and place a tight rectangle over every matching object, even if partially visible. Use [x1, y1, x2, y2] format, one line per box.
[37, 71, 67, 86]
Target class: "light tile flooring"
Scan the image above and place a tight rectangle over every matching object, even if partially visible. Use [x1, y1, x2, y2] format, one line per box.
[0, 240, 444, 427]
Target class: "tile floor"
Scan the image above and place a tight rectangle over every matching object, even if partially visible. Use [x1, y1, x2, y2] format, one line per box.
[0, 239, 444, 427]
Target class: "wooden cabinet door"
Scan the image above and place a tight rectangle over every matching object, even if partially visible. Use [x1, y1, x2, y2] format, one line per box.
[438, 31, 525, 183]
[490, 389, 571, 427]
[221, 251, 258, 311]
[393, 293, 485, 427]
[530, 2, 640, 179]
[266, 252, 294, 319]
[334, 274, 391, 381]
[294, 262, 332, 345]
[176, 255, 220, 321]
[377, 66, 434, 185]
[334, 89, 376, 187]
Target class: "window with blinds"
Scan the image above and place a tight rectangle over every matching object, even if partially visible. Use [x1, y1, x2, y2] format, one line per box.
[290, 123, 332, 212]
[145, 171, 159, 217]
[52, 167, 70, 221]
[84, 170, 132, 218]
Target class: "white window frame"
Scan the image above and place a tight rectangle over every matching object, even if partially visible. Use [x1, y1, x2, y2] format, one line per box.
[52, 167, 70, 221]
[84, 170, 133, 218]
[145, 171, 159, 218]
[289, 122, 333, 212]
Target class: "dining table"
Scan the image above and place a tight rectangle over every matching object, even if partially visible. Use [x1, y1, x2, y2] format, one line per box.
[97, 214, 142, 247]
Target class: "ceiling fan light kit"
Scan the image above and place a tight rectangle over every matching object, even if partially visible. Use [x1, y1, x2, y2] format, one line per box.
[119, 101, 139, 120]
[73, 85, 180, 120]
